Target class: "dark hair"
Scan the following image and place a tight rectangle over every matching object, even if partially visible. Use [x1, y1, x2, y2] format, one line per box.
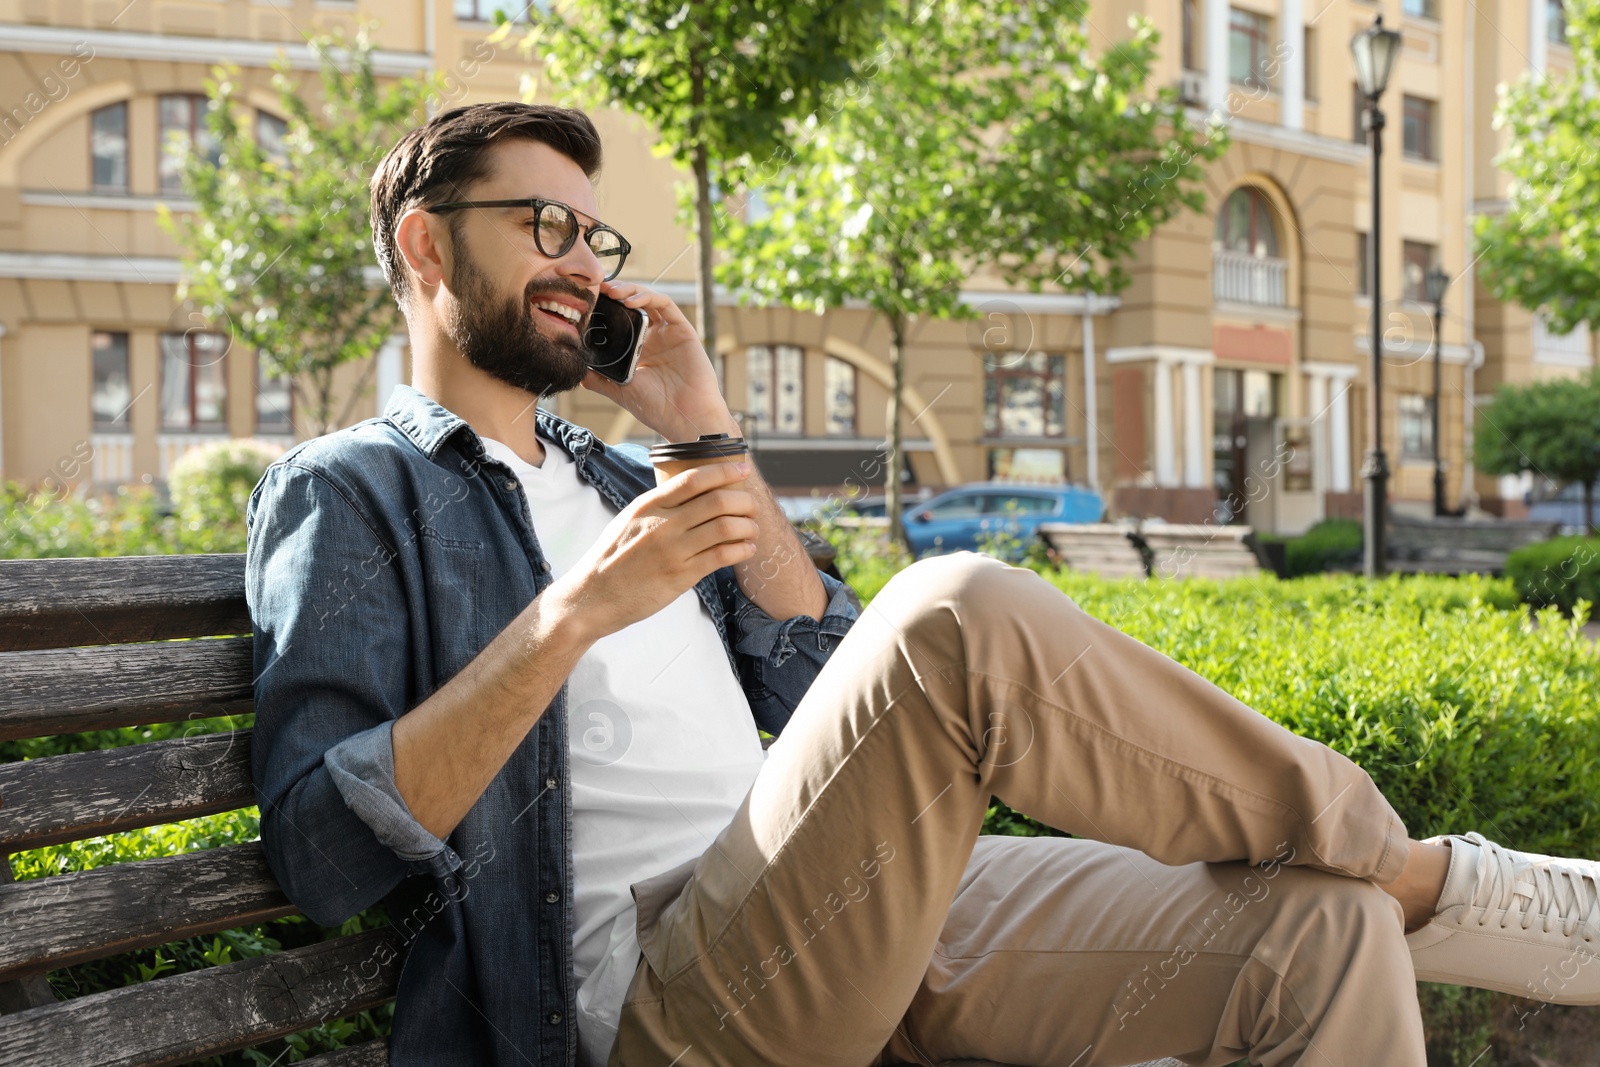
[370, 102, 603, 309]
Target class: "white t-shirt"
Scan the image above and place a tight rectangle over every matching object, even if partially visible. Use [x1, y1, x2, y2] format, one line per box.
[479, 433, 768, 1067]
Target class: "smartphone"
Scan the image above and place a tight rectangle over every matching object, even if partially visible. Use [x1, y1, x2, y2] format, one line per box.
[583, 293, 649, 385]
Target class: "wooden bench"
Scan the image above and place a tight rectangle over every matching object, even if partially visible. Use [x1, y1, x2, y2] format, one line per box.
[1137, 523, 1262, 581]
[0, 551, 1180, 1067]
[1387, 515, 1561, 575]
[0, 553, 401, 1065]
[1035, 523, 1149, 579]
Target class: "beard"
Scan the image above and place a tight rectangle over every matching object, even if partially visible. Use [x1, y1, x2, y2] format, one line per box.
[440, 230, 593, 400]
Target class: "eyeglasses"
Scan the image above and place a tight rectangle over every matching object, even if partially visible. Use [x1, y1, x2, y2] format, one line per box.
[424, 197, 631, 281]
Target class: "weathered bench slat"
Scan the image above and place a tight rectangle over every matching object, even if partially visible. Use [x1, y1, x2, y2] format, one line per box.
[0, 842, 294, 983]
[0, 637, 254, 742]
[0, 926, 402, 1067]
[0, 731, 253, 853]
[300, 1039, 390, 1065]
[0, 555, 248, 653]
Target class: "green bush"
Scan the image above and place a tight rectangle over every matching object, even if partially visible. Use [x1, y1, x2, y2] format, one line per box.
[1504, 535, 1600, 615]
[167, 438, 286, 553]
[0, 479, 174, 560]
[1283, 517, 1363, 576]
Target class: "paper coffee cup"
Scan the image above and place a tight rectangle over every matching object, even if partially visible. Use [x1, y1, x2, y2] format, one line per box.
[648, 432, 750, 486]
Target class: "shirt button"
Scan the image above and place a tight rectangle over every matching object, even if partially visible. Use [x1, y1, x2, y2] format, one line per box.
[545, 777, 558, 790]
[503, 478, 517, 491]
[545, 890, 560, 904]
[540, 559, 552, 573]
[548, 1011, 563, 1025]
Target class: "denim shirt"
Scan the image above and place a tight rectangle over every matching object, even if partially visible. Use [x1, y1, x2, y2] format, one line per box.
[244, 383, 860, 1066]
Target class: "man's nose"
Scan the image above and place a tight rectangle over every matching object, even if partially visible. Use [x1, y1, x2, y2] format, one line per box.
[558, 236, 604, 289]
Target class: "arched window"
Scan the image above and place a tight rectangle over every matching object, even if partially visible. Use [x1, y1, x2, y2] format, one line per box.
[1214, 187, 1281, 259]
[746, 344, 803, 435]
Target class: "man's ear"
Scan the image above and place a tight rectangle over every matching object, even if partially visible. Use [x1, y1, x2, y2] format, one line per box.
[395, 208, 449, 295]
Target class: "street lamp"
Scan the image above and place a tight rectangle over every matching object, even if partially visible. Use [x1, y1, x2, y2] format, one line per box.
[1425, 264, 1452, 518]
[1351, 14, 1403, 577]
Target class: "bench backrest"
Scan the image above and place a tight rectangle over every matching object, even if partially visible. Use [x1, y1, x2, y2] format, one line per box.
[1388, 515, 1562, 553]
[0, 553, 396, 1066]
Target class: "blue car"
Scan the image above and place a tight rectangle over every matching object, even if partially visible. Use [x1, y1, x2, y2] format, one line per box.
[884, 482, 1103, 559]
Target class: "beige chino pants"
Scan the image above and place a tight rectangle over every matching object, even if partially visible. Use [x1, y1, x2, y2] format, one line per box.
[608, 551, 1426, 1067]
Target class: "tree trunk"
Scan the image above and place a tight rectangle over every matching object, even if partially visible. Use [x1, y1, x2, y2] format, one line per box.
[688, 30, 716, 354]
[692, 142, 717, 354]
[886, 310, 910, 555]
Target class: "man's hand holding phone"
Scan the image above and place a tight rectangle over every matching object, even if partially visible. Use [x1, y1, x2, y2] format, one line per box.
[543, 459, 759, 646]
[578, 280, 733, 443]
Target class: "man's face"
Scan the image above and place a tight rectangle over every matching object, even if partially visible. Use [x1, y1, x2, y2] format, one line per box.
[435, 139, 610, 400]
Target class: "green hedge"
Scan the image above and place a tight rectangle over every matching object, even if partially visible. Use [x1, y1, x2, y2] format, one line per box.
[1505, 535, 1600, 615]
[1255, 517, 1364, 577]
[0, 437, 281, 561]
[10, 507, 1599, 1061]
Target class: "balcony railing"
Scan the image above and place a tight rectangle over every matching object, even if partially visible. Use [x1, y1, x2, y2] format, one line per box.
[1213, 249, 1288, 307]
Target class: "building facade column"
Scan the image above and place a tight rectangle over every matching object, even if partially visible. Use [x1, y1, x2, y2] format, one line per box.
[1182, 358, 1205, 488]
[1280, 0, 1304, 130]
[1529, 0, 1548, 77]
[1207, 0, 1231, 113]
[1303, 362, 1356, 493]
[0, 322, 7, 482]
[1081, 300, 1099, 490]
[376, 335, 406, 418]
[1154, 356, 1176, 488]
[1306, 371, 1329, 493]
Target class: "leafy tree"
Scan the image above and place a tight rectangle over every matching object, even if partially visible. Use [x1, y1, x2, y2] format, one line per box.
[1473, 374, 1600, 534]
[160, 32, 444, 437]
[1474, 0, 1600, 336]
[503, 0, 887, 354]
[717, 0, 1223, 545]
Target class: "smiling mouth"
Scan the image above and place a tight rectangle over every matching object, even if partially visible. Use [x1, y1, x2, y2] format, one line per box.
[531, 299, 585, 334]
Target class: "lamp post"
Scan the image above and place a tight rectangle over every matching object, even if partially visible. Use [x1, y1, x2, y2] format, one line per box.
[1351, 14, 1403, 577]
[1425, 264, 1452, 518]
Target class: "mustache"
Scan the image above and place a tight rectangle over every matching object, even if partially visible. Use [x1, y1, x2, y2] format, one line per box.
[523, 277, 594, 316]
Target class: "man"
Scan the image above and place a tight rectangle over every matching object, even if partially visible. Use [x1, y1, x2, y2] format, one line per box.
[246, 101, 1600, 1067]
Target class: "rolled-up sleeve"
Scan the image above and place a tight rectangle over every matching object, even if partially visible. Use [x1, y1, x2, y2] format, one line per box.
[246, 462, 463, 928]
[718, 566, 860, 735]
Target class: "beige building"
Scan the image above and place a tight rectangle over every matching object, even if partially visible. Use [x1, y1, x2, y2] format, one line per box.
[0, 0, 1589, 532]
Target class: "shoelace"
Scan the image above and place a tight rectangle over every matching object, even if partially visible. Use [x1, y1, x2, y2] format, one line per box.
[1463, 831, 1600, 940]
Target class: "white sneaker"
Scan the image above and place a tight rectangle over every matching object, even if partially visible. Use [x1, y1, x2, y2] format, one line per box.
[1405, 831, 1600, 1004]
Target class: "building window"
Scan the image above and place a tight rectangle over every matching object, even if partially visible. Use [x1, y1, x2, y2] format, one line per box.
[92, 331, 132, 430]
[256, 111, 289, 167]
[1216, 187, 1280, 258]
[1228, 8, 1274, 90]
[160, 331, 229, 431]
[1402, 240, 1438, 302]
[746, 344, 803, 435]
[1402, 95, 1437, 162]
[1549, 0, 1569, 44]
[1356, 232, 1369, 296]
[453, 0, 544, 20]
[988, 448, 1067, 483]
[1214, 187, 1287, 306]
[1403, 0, 1438, 18]
[823, 356, 856, 436]
[1182, 0, 1199, 71]
[256, 352, 293, 433]
[984, 352, 1067, 438]
[90, 103, 129, 194]
[1399, 394, 1434, 460]
[158, 94, 220, 195]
